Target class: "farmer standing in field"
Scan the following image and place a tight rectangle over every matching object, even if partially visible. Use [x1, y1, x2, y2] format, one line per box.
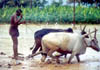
[9, 9, 25, 60]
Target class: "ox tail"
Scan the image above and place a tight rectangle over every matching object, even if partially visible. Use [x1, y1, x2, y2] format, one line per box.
[30, 46, 34, 50]
[30, 41, 35, 50]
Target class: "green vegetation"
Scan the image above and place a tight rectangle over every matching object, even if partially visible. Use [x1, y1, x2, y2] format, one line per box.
[0, 6, 100, 24]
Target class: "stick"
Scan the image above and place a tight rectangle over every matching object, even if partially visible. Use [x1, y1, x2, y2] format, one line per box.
[28, 51, 43, 58]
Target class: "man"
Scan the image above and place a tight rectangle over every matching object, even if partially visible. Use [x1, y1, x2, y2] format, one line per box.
[9, 9, 25, 60]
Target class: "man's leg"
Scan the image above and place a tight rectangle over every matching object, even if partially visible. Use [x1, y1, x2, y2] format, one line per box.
[11, 36, 18, 60]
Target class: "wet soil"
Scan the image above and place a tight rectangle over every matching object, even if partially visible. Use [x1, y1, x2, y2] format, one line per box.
[0, 24, 100, 70]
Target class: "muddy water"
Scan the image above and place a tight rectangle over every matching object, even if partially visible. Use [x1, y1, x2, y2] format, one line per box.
[0, 24, 100, 70]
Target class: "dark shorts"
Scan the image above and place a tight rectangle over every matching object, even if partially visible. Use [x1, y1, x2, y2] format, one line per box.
[9, 27, 19, 37]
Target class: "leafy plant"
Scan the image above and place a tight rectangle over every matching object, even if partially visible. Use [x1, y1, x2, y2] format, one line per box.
[0, 6, 100, 24]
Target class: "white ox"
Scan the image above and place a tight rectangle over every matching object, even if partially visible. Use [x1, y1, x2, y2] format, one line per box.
[40, 29, 100, 63]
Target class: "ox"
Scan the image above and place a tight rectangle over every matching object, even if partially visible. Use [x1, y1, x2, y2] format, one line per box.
[29, 25, 88, 59]
[39, 29, 100, 64]
[30, 25, 87, 55]
[31, 28, 73, 54]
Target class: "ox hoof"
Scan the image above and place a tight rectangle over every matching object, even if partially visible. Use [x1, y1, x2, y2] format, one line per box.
[56, 60, 60, 64]
[46, 59, 52, 64]
[41, 59, 45, 62]
[68, 61, 71, 64]
[41, 55, 46, 62]
[51, 58, 60, 64]
[41, 58, 45, 62]
[67, 61, 73, 64]
[27, 54, 33, 58]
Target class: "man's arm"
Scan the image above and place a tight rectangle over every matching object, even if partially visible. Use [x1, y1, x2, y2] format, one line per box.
[14, 14, 23, 24]
[18, 21, 26, 25]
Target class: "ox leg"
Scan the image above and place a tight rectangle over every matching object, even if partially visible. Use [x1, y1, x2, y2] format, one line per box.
[32, 46, 39, 54]
[55, 53, 67, 59]
[41, 54, 47, 62]
[32, 44, 40, 54]
[55, 54, 62, 57]
[76, 54, 80, 62]
[39, 47, 42, 51]
[41, 50, 55, 62]
[48, 50, 55, 58]
[32, 39, 41, 54]
[68, 52, 76, 64]
[41, 45, 49, 62]
[41, 49, 48, 62]
[48, 50, 60, 63]
[64, 54, 67, 58]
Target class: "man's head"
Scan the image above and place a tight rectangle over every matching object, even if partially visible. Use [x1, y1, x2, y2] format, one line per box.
[16, 9, 22, 16]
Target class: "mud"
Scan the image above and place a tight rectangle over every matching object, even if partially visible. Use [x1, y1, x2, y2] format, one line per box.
[0, 24, 100, 70]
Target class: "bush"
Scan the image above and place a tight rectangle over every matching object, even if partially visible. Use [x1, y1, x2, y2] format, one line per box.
[0, 6, 100, 24]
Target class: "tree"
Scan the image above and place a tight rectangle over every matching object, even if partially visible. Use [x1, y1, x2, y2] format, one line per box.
[52, 0, 63, 7]
[81, 0, 100, 7]
[67, 0, 81, 6]
[0, 0, 10, 8]
[40, 0, 48, 8]
[13, 0, 21, 7]
[30, 0, 32, 8]
[94, 0, 100, 8]
[73, 0, 76, 27]
[31, 0, 48, 8]
[0, 0, 21, 8]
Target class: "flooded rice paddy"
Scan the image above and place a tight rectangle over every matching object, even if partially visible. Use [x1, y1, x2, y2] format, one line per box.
[0, 24, 100, 70]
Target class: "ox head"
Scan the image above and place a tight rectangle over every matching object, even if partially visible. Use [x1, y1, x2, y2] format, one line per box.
[64, 28, 73, 33]
[89, 28, 100, 52]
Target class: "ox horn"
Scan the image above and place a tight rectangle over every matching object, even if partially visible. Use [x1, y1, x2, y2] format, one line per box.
[94, 28, 97, 39]
[80, 24, 82, 31]
[88, 29, 92, 39]
[82, 25, 87, 32]
[83, 29, 98, 38]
